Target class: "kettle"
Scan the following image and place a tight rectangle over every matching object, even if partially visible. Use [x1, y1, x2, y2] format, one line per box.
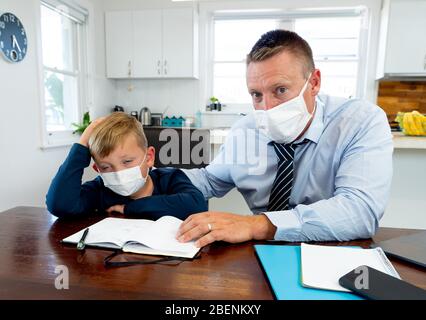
[139, 107, 152, 126]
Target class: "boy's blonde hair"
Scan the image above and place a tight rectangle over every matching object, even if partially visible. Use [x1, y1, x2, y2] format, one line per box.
[88, 112, 148, 158]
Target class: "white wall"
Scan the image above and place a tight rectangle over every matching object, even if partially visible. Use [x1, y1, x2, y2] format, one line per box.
[88, 0, 117, 119]
[0, 0, 114, 212]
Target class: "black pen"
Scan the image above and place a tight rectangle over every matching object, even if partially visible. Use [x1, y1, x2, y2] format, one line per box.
[77, 228, 89, 251]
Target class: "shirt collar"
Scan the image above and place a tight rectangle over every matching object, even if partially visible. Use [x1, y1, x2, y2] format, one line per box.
[293, 96, 324, 145]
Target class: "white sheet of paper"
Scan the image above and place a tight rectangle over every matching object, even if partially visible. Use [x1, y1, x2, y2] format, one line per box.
[301, 243, 400, 292]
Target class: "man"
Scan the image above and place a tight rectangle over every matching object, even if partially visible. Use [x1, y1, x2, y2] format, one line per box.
[177, 30, 393, 248]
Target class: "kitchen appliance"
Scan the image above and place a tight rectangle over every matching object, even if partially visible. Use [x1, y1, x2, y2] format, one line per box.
[151, 113, 163, 126]
[113, 105, 124, 112]
[139, 107, 152, 126]
[130, 111, 139, 120]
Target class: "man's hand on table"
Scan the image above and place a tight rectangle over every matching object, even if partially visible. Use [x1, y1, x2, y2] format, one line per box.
[176, 211, 277, 248]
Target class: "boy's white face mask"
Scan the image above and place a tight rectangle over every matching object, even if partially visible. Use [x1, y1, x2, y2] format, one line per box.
[253, 74, 315, 144]
[99, 154, 148, 196]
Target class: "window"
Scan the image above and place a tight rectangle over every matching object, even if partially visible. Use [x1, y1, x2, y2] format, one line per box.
[213, 19, 279, 106]
[295, 16, 362, 98]
[212, 9, 366, 109]
[40, 0, 89, 145]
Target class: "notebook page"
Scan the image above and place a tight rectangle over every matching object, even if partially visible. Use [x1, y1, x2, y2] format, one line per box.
[301, 243, 400, 292]
[62, 218, 153, 248]
[123, 216, 198, 256]
[123, 243, 197, 259]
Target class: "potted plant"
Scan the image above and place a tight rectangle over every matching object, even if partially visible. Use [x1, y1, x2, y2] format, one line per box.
[72, 111, 91, 135]
[209, 96, 221, 111]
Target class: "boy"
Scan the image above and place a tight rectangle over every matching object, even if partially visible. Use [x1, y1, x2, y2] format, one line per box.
[46, 112, 207, 219]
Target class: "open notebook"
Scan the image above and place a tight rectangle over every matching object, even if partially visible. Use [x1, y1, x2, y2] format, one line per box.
[62, 216, 199, 258]
[301, 243, 400, 292]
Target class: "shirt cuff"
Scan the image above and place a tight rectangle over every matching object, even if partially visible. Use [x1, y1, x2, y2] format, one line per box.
[123, 201, 139, 216]
[263, 210, 304, 241]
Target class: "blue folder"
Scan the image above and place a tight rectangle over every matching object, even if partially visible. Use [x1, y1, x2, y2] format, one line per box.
[254, 245, 363, 300]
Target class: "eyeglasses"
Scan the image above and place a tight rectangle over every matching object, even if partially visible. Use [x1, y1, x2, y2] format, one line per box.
[104, 250, 201, 268]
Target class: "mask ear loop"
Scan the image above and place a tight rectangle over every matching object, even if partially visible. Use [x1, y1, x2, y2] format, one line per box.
[301, 72, 316, 116]
[299, 72, 313, 97]
[138, 152, 150, 180]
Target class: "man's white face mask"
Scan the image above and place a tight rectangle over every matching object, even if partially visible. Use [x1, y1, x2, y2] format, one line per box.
[253, 74, 315, 144]
[99, 153, 148, 196]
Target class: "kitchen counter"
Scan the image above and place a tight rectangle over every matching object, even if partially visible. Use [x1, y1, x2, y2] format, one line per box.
[212, 130, 426, 149]
[209, 128, 230, 145]
[143, 126, 230, 145]
[392, 132, 426, 149]
[144, 126, 426, 149]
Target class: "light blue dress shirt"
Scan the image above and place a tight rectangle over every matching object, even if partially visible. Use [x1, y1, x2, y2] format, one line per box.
[183, 94, 393, 242]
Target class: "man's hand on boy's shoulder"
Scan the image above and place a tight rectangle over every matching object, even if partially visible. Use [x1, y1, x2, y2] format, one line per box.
[78, 117, 107, 148]
[106, 204, 125, 215]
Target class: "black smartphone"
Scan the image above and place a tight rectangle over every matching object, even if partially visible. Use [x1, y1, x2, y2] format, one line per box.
[339, 265, 426, 300]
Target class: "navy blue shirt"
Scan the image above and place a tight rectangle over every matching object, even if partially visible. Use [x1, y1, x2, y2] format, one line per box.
[46, 143, 207, 219]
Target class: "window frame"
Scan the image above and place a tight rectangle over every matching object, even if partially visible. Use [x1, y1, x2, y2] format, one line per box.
[37, 0, 91, 149]
[208, 7, 369, 112]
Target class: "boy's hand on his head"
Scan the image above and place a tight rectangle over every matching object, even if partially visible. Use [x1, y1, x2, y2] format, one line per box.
[78, 117, 107, 148]
[106, 204, 125, 215]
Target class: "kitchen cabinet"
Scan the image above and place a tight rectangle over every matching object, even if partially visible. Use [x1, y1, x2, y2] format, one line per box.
[105, 11, 133, 78]
[162, 8, 198, 78]
[376, 0, 426, 78]
[132, 10, 162, 78]
[105, 8, 198, 79]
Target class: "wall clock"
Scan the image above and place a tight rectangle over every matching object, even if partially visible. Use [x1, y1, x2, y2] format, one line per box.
[0, 12, 28, 63]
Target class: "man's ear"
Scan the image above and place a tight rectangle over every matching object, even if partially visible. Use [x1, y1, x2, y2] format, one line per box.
[146, 146, 156, 167]
[310, 69, 321, 96]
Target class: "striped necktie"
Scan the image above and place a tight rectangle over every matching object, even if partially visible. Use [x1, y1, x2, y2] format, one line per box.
[267, 142, 295, 212]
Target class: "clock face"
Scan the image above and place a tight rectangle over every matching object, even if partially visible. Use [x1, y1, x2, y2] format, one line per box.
[0, 12, 27, 63]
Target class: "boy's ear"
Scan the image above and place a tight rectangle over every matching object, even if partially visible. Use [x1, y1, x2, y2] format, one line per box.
[147, 146, 155, 167]
[92, 163, 99, 173]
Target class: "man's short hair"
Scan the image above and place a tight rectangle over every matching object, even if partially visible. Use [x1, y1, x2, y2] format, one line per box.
[89, 112, 148, 158]
[247, 29, 315, 78]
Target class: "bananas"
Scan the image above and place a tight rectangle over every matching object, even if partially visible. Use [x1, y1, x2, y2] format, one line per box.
[395, 111, 426, 136]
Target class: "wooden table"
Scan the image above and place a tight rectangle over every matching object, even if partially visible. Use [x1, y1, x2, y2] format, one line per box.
[0, 206, 424, 299]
